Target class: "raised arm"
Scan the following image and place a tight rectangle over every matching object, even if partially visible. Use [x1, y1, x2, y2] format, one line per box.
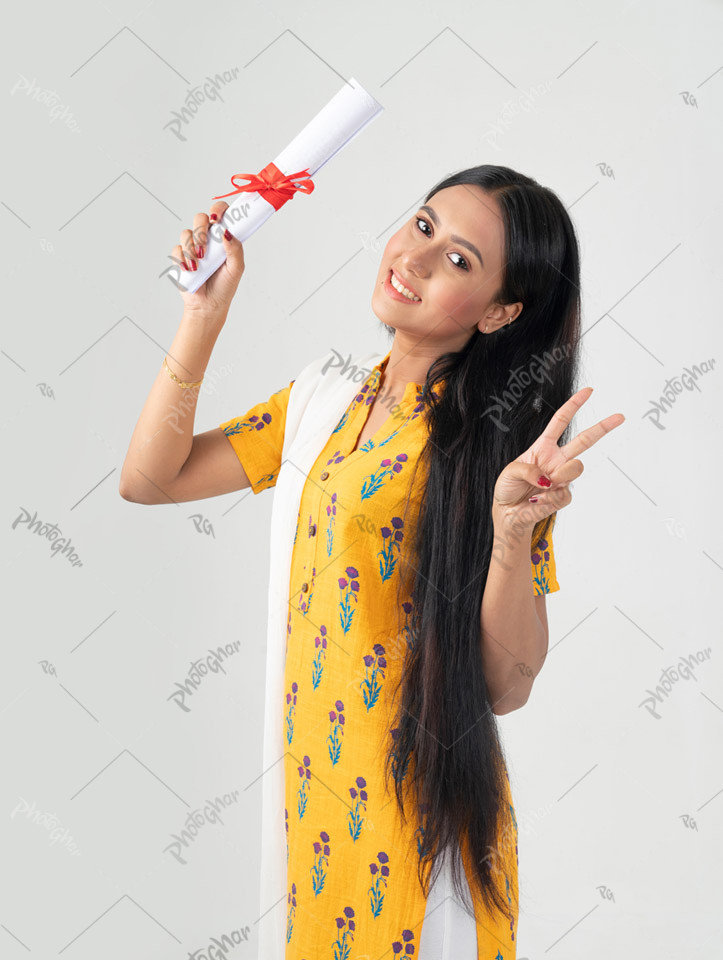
[119, 200, 247, 504]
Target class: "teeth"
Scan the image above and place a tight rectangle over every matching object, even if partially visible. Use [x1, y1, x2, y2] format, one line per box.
[390, 271, 420, 300]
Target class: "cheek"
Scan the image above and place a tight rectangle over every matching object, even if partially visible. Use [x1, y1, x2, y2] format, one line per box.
[426, 282, 479, 321]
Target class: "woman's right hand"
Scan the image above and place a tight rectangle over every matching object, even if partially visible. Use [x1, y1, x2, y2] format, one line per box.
[172, 200, 246, 318]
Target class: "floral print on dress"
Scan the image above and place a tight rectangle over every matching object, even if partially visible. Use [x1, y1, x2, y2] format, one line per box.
[296, 755, 311, 819]
[219, 350, 560, 958]
[378, 516, 404, 581]
[286, 883, 297, 944]
[369, 851, 390, 917]
[531, 537, 555, 594]
[338, 566, 360, 634]
[326, 493, 338, 556]
[332, 907, 355, 960]
[285, 681, 298, 744]
[347, 776, 368, 842]
[391, 928, 415, 956]
[327, 700, 345, 765]
[311, 830, 330, 896]
[361, 454, 408, 500]
[360, 643, 386, 711]
[311, 625, 328, 690]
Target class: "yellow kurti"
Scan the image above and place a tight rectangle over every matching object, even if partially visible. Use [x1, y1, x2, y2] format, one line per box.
[220, 349, 560, 960]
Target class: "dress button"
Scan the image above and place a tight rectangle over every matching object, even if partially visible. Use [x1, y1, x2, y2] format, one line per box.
[301, 581, 309, 592]
[320, 470, 329, 480]
[310, 524, 317, 536]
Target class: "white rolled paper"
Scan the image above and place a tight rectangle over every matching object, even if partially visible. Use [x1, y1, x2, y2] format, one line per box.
[168, 76, 383, 294]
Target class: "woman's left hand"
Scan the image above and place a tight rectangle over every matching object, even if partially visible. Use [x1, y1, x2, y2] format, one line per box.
[492, 387, 625, 528]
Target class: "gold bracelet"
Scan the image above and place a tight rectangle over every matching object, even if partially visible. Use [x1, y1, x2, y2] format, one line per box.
[163, 355, 204, 388]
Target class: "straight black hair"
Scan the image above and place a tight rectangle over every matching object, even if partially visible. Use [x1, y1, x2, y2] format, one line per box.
[382, 164, 582, 927]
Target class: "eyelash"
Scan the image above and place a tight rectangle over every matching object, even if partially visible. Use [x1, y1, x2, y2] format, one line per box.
[414, 217, 470, 271]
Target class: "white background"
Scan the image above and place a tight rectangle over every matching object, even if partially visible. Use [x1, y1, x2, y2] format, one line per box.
[2, 0, 722, 957]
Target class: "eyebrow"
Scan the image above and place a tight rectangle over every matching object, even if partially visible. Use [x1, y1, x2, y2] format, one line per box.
[418, 204, 485, 268]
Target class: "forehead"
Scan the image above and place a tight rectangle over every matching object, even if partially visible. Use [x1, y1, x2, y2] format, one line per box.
[426, 184, 503, 241]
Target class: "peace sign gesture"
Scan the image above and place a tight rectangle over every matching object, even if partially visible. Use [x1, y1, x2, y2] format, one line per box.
[492, 387, 626, 529]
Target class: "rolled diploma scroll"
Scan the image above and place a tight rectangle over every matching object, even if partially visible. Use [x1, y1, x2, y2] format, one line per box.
[173, 76, 383, 294]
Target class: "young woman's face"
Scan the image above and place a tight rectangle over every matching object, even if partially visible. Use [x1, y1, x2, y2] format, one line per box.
[372, 184, 515, 341]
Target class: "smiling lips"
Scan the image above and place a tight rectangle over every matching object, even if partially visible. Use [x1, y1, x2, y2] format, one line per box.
[387, 268, 422, 302]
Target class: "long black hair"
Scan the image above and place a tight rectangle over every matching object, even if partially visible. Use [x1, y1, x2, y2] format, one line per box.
[382, 164, 582, 927]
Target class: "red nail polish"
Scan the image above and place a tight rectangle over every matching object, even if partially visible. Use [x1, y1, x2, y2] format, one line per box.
[529, 496, 539, 503]
[181, 262, 188, 271]
[196, 246, 204, 258]
[190, 260, 197, 271]
[209, 213, 218, 221]
[538, 476, 551, 487]
[224, 229, 233, 241]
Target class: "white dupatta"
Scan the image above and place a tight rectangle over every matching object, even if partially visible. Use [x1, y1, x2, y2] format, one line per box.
[257, 349, 384, 960]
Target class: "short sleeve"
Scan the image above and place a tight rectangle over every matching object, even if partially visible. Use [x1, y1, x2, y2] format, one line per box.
[218, 379, 294, 494]
[531, 527, 560, 595]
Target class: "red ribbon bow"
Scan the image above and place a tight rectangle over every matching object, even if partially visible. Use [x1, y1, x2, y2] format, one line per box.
[212, 161, 315, 211]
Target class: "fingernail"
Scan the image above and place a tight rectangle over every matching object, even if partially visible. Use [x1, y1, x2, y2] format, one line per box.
[196, 246, 204, 258]
[181, 262, 188, 271]
[209, 213, 218, 221]
[224, 229, 233, 241]
[538, 476, 551, 487]
[190, 260, 197, 271]
[529, 496, 539, 503]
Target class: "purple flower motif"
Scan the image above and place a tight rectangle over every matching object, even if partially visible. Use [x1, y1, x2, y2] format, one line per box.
[531, 552, 541, 564]
[320, 830, 329, 842]
[335, 699, 344, 711]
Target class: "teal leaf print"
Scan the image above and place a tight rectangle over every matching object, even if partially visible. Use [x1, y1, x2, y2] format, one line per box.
[286, 882, 296, 944]
[311, 625, 328, 690]
[326, 492, 337, 557]
[296, 755, 311, 819]
[360, 644, 386, 711]
[361, 454, 408, 500]
[347, 776, 368, 842]
[221, 411, 273, 436]
[333, 907, 356, 960]
[311, 830, 331, 897]
[368, 851, 390, 918]
[531, 538, 553, 594]
[326, 700, 345, 766]
[285, 681, 298, 745]
[378, 516, 404, 581]
[338, 566, 360, 635]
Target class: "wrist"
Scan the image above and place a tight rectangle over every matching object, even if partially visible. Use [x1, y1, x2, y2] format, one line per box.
[492, 503, 536, 540]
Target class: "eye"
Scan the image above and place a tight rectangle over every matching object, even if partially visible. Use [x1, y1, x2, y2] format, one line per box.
[414, 217, 469, 271]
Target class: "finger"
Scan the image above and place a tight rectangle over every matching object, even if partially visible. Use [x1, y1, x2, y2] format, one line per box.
[192, 211, 209, 258]
[208, 200, 230, 228]
[538, 387, 594, 447]
[548, 458, 584, 486]
[180, 228, 197, 270]
[560, 412, 626, 462]
[528, 484, 573, 508]
[171, 244, 190, 272]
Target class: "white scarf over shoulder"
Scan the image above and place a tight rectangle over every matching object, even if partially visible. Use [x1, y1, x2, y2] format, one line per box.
[257, 349, 384, 960]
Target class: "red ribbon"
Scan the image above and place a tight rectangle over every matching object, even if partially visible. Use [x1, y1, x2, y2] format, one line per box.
[212, 161, 315, 210]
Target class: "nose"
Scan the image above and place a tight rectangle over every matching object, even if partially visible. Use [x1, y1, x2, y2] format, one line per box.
[398, 250, 427, 280]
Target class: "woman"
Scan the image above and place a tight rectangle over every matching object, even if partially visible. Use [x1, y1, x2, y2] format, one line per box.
[120, 164, 624, 959]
